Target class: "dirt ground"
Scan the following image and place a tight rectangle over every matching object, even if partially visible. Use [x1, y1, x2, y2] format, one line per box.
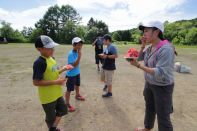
[0, 44, 197, 131]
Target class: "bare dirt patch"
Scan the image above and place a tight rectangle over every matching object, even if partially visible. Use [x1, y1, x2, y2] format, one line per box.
[0, 44, 197, 131]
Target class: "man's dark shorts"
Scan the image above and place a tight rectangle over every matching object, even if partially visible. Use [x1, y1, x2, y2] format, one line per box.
[42, 97, 67, 127]
[66, 74, 80, 92]
[95, 54, 103, 64]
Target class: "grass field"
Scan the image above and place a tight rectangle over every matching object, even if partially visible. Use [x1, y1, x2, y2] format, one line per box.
[0, 43, 197, 131]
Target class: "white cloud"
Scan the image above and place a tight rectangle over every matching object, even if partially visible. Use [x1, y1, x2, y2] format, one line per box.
[0, 5, 49, 30]
[56, 0, 191, 31]
[1, 0, 196, 32]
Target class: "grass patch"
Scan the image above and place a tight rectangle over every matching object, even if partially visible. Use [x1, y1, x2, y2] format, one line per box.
[175, 45, 197, 49]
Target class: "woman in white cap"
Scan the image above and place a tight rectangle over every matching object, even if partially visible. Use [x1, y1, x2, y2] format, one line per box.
[130, 21, 175, 131]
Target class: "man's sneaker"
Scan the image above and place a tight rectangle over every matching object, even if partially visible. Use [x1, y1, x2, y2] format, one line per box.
[66, 104, 75, 112]
[49, 127, 62, 131]
[49, 127, 56, 131]
[102, 92, 112, 97]
[103, 85, 108, 91]
[56, 128, 62, 131]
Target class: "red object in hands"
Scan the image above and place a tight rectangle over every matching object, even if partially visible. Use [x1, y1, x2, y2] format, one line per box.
[125, 48, 139, 57]
[65, 64, 74, 70]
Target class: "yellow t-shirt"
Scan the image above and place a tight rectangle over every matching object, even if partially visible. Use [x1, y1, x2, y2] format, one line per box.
[33, 56, 63, 104]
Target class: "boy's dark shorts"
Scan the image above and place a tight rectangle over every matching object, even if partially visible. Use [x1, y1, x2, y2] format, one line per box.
[66, 74, 80, 92]
[42, 97, 67, 127]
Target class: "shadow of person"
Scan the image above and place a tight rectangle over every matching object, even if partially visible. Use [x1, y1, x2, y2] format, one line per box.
[103, 97, 133, 131]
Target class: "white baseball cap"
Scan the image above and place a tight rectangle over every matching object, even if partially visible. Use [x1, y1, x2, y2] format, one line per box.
[72, 37, 84, 45]
[139, 20, 164, 33]
[35, 35, 59, 48]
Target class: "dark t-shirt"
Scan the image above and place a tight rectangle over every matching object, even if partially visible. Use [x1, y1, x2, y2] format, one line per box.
[102, 43, 118, 70]
[95, 37, 103, 54]
[33, 56, 47, 80]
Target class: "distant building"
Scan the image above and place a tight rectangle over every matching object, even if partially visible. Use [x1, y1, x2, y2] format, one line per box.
[0, 37, 8, 44]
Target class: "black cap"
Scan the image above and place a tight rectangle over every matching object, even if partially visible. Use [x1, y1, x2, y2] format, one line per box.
[138, 25, 145, 31]
[103, 34, 112, 41]
[35, 36, 43, 48]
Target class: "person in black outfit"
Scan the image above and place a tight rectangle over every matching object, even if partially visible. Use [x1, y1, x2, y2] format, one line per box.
[92, 33, 104, 71]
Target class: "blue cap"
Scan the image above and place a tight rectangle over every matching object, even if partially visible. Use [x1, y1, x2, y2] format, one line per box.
[102, 34, 112, 41]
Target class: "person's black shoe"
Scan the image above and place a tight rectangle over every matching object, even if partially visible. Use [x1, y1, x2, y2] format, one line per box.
[102, 92, 112, 97]
[49, 127, 56, 131]
[49, 127, 61, 131]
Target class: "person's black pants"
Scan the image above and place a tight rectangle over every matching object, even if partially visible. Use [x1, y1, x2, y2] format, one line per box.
[143, 82, 174, 131]
[95, 54, 103, 64]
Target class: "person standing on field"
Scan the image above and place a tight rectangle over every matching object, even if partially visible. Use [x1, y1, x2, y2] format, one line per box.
[130, 21, 175, 131]
[92, 33, 104, 71]
[99, 34, 118, 97]
[65, 37, 85, 112]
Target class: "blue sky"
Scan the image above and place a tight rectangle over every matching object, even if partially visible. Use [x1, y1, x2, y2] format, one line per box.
[0, 0, 197, 32]
[0, 0, 55, 11]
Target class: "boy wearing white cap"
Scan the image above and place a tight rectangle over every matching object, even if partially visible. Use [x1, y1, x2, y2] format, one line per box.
[33, 35, 72, 131]
[65, 37, 85, 112]
[130, 21, 175, 131]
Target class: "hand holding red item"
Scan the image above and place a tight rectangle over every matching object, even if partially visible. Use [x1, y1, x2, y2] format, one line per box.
[64, 64, 74, 70]
[124, 48, 139, 62]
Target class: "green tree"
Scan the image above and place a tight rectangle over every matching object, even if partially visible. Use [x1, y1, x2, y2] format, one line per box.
[29, 28, 44, 43]
[0, 21, 15, 38]
[172, 36, 185, 45]
[132, 33, 140, 43]
[94, 20, 109, 34]
[86, 17, 109, 43]
[130, 28, 141, 43]
[164, 23, 178, 41]
[87, 17, 109, 34]
[0, 21, 26, 43]
[121, 30, 131, 41]
[112, 31, 121, 41]
[12, 30, 26, 43]
[185, 28, 197, 45]
[60, 5, 81, 24]
[35, 4, 81, 42]
[87, 17, 95, 30]
[172, 37, 179, 45]
[35, 5, 60, 41]
[76, 25, 86, 40]
[21, 27, 33, 38]
[61, 20, 77, 44]
[85, 27, 99, 44]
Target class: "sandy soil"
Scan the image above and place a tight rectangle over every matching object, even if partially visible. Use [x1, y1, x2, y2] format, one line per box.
[0, 44, 197, 131]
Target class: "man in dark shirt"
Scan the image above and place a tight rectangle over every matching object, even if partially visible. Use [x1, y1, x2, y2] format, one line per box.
[92, 33, 104, 71]
[99, 34, 118, 97]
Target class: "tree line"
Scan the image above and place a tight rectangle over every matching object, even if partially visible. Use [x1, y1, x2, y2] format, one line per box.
[111, 18, 197, 45]
[0, 5, 108, 44]
[0, 4, 197, 45]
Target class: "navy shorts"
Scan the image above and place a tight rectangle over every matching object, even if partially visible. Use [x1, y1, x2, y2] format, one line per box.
[66, 74, 80, 92]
